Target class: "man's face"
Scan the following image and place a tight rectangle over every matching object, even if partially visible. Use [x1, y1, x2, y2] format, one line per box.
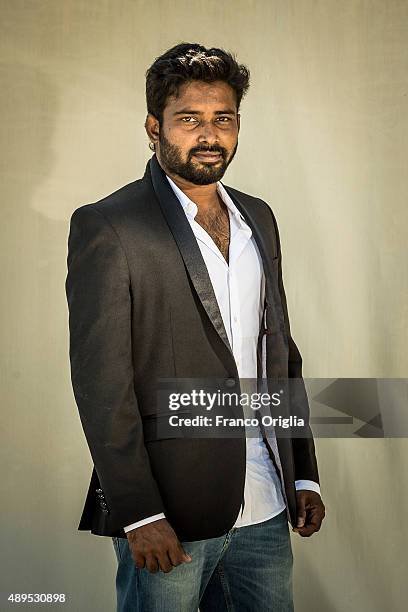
[154, 80, 240, 185]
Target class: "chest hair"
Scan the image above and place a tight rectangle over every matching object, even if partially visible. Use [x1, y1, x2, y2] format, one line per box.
[194, 197, 230, 263]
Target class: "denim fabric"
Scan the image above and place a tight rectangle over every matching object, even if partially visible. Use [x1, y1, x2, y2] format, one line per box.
[112, 509, 293, 611]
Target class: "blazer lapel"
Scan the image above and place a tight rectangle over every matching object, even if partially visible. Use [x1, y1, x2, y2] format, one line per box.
[221, 185, 274, 288]
[221, 185, 294, 507]
[148, 154, 233, 357]
[220, 184, 286, 338]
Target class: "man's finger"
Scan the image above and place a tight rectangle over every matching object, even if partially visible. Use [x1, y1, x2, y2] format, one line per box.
[295, 516, 321, 537]
[308, 505, 325, 525]
[177, 542, 192, 562]
[133, 553, 146, 569]
[156, 551, 173, 574]
[145, 554, 160, 573]
[296, 498, 307, 528]
[294, 507, 324, 536]
[295, 525, 316, 537]
[169, 543, 192, 567]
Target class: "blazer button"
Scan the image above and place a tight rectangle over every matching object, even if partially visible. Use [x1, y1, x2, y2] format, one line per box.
[95, 488, 103, 494]
[225, 378, 236, 387]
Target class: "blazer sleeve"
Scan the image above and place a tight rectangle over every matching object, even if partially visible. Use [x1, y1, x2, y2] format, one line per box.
[65, 205, 165, 530]
[266, 203, 320, 485]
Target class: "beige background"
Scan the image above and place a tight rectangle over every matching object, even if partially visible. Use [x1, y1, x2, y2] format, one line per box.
[1, 1, 407, 610]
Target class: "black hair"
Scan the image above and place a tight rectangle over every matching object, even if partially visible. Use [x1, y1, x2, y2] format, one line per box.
[145, 42, 250, 124]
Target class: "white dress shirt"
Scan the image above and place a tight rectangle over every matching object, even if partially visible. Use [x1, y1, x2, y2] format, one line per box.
[124, 174, 320, 533]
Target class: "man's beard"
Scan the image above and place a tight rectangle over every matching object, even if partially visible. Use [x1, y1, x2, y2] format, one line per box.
[157, 132, 238, 185]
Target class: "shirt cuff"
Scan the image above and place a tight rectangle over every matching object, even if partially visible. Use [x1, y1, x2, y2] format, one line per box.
[123, 512, 166, 533]
[295, 480, 321, 496]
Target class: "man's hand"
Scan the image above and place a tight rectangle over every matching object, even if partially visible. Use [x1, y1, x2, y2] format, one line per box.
[292, 490, 325, 537]
[126, 518, 192, 573]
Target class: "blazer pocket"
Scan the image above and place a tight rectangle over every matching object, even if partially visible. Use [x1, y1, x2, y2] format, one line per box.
[142, 409, 192, 443]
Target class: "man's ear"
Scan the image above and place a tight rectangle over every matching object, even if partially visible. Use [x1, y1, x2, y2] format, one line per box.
[145, 113, 160, 143]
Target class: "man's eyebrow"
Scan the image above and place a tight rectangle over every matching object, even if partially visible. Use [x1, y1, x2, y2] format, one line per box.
[173, 108, 236, 116]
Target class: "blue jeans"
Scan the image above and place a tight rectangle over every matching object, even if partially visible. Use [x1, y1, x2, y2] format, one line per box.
[112, 509, 294, 611]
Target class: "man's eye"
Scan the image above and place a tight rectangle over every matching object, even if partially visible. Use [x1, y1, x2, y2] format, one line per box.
[179, 117, 232, 123]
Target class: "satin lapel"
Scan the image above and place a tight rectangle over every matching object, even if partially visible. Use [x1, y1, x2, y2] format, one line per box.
[222, 184, 294, 493]
[220, 184, 279, 311]
[221, 184, 289, 373]
[148, 154, 233, 357]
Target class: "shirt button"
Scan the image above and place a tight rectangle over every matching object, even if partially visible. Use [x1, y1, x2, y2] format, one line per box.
[233, 316, 238, 322]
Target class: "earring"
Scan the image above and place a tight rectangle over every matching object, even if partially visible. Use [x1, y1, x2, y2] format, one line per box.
[149, 141, 156, 151]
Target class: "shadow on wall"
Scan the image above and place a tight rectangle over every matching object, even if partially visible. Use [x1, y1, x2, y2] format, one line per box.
[0, 62, 108, 603]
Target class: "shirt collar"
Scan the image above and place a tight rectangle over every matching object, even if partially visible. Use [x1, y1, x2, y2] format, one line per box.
[165, 174, 246, 224]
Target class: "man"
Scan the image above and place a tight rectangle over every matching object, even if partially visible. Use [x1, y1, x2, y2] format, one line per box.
[65, 42, 325, 611]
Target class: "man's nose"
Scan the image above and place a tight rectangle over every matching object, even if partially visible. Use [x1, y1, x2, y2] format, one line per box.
[197, 121, 219, 146]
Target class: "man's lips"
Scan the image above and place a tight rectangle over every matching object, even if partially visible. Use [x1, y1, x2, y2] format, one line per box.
[193, 152, 222, 162]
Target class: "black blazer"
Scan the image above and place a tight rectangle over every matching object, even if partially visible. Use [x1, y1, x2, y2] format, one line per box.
[65, 154, 319, 541]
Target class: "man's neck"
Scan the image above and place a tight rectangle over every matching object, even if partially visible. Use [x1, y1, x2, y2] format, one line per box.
[161, 162, 221, 214]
